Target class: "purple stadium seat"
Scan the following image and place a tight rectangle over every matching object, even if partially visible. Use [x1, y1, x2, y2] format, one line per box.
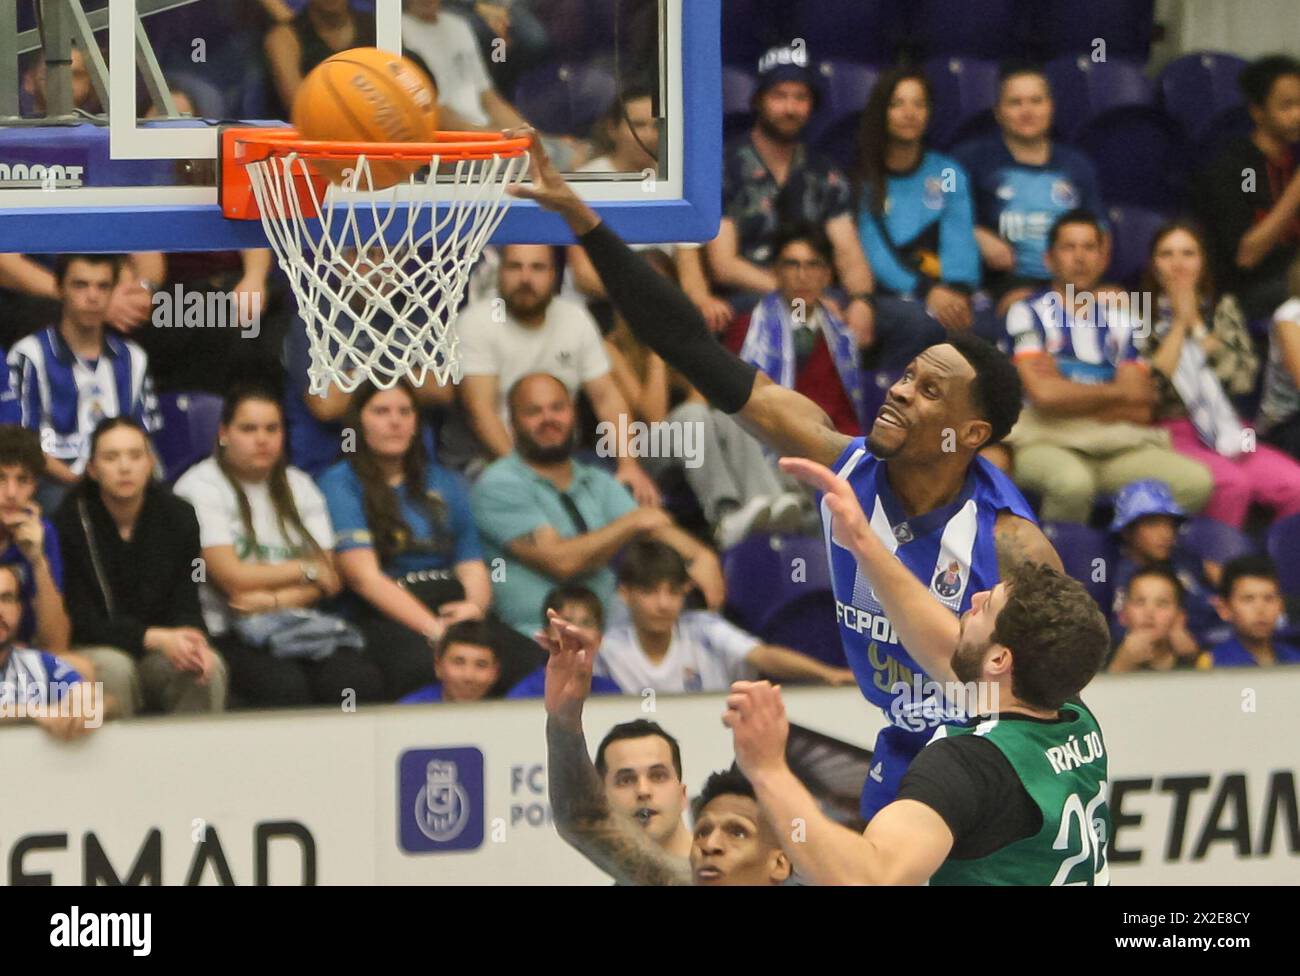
[1042, 522, 1118, 608]
[1267, 514, 1300, 596]
[908, 0, 1026, 60]
[722, 66, 757, 141]
[787, 0, 904, 67]
[1104, 204, 1169, 287]
[722, 532, 833, 636]
[512, 62, 617, 138]
[924, 57, 1001, 151]
[805, 61, 879, 152]
[1035, 0, 1155, 61]
[1157, 52, 1249, 146]
[1044, 56, 1154, 142]
[760, 593, 849, 669]
[720, 0, 785, 68]
[156, 391, 224, 483]
[1180, 516, 1258, 565]
[1079, 108, 1184, 209]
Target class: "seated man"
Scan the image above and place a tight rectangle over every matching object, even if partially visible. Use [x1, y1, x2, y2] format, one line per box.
[1205, 555, 1300, 667]
[0, 563, 101, 741]
[1107, 566, 1202, 673]
[600, 539, 854, 693]
[505, 584, 621, 698]
[401, 620, 502, 704]
[1004, 210, 1212, 522]
[540, 610, 792, 885]
[470, 373, 724, 636]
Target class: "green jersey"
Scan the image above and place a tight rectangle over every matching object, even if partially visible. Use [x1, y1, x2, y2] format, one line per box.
[928, 701, 1110, 886]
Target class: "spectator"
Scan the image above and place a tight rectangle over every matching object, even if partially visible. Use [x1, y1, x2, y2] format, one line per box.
[1195, 55, 1300, 320]
[956, 63, 1106, 317]
[452, 244, 658, 503]
[1109, 480, 1225, 649]
[1206, 554, 1300, 667]
[441, 1, 550, 103]
[592, 718, 693, 859]
[596, 539, 854, 693]
[54, 418, 226, 716]
[856, 66, 988, 337]
[1004, 210, 1213, 522]
[1107, 565, 1201, 673]
[1257, 261, 1300, 458]
[470, 373, 724, 636]
[21, 45, 100, 116]
[8, 254, 162, 510]
[707, 43, 874, 330]
[320, 380, 538, 698]
[400, 619, 502, 703]
[505, 585, 622, 698]
[0, 565, 100, 741]
[175, 385, 383, 708]
[1138, 220, 1300, 528]
[264, 0, 377, 119]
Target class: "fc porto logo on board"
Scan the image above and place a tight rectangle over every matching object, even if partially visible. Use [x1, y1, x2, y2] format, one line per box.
[932, 560, 963, 600]
[398, 748, 485, 854]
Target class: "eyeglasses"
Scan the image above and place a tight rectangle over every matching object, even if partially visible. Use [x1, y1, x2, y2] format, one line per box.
[776, 258, 829, 273]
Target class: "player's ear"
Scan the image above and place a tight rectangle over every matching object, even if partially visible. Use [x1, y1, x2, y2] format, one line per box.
[961, 419, 992, 452]
[769, 848, 792, 884]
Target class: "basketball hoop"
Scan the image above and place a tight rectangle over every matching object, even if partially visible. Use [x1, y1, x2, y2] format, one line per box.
[221, 127, 531, 395]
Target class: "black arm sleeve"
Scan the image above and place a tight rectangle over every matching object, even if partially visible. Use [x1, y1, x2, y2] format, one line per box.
[895, 736, 1042, 860]
[577, 222, 758, 413]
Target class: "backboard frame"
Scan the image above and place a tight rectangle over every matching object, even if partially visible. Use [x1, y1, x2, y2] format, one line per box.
[0, 0, 720, 252]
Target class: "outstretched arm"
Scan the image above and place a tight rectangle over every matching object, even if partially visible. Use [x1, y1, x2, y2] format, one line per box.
[510, 131, 853, 468]
[994, 511, 1064, 575]
[541, 612, 692, 886]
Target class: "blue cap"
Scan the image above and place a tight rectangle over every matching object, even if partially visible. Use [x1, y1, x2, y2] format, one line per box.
[1109, 480, 1186, 534]
[755, 44, 821, 105]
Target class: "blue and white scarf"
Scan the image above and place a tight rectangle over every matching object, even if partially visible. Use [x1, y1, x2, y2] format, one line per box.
[1153, 300, 1244, 458]
[738, 292, 867, 428]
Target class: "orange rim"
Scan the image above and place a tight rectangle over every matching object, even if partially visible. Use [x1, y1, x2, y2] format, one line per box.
[235, 127, 531, 163]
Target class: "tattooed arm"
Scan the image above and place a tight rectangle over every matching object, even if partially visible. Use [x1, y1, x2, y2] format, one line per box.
[540, 612, 692, 886]
[994, 512, 1064, 575]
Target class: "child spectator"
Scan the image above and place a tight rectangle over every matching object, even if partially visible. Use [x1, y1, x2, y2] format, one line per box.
[1110, 480, 1224, 647]
[1108, 565, 1201, 672]
[505, 584, 622, 698]
[596, 539, 854, 693]
[400, 619, 501, 704]
[55, 418, 226, 716]
[1206, 555, 1300, 667]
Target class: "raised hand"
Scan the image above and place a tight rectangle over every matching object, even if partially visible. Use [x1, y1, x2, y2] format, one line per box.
[722, 680, 790, 779]
[537, 609, 600, 730]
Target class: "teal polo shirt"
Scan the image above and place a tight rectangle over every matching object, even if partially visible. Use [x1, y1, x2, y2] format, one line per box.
[471, 453, 637, 635]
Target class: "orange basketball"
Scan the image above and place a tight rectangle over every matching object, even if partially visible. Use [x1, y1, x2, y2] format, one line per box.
[292, 47, 439, 189]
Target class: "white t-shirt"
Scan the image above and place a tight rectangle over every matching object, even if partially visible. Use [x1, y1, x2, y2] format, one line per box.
[457, 294, 611, 420]
[595, 611, 759, 693]
[174, 457, 334, 635]
[402, 10, 492, 127]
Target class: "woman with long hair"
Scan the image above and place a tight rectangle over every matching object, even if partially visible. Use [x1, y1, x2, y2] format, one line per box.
[855, 66, 984, 335]
[174, 384, 384, 707]
[319, 379, 537, 698]
[1138, 220, 1300, 527]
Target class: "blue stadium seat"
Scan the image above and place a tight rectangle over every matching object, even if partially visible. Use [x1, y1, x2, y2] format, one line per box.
[760, 592, 849, 669]
[1157, 52, 1249, 146]
[1266, 514, 1300, 596]
[162, 72, 230, 120]
[805, 60, 879, 154]
[1034, 0, 1155, 61]
[722, 66, 757, 142]
[908, 0, 1026, 60]
[1080, 108, 1185, 209]
[721, 0, 785, 68]
[1104, 204, 1169, 287]
[924, 57, 1001, 150]
[512, 61, 617, 137]
[722, 532, 832, 636]
[787, 0, 904, 67]
[156, 391, 223, 483]
[1042, 522, 1117, 608]
[1180, 516, 1257, 566]
[1044, 56, 1154, 142]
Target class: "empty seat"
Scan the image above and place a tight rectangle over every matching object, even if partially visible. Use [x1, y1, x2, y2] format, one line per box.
[1042, 522, 1118, 608]
[1104, 204, 1169, 287]
[1080, 108, 1184, 210]
[1035, 0, 1155, 61]
[1157, 52, 1249, 146]
[1266, 513, 1300, 595]
[924, 57, 1001, 150]
[512, 61, 617, 138]
[722, 66, 758, 142]
[156, 391, 224, 483]
[787, 0, 903, 66]
[908, 0, 1025, 60]
[805, 60, 879, 152]
[723, 532, 833, 636]
[1044, 56, 1154, 142]
[1180, 516, 1258, 566]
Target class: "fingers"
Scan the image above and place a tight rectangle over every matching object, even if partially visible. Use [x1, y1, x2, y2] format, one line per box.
[777, 456, 841, 494]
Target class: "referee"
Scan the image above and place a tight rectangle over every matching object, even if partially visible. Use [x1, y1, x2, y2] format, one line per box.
[723, 456, 1112, 885]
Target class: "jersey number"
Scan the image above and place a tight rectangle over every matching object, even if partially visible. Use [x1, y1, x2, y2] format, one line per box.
[1050, 787, 1109, 886]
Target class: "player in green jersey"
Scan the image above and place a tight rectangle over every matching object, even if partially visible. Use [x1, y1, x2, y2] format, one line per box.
[721, 456, 1112, 885]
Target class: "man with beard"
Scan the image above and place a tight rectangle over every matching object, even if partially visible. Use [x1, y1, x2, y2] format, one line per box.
[454, 245, 659, 505]
[510, 132, 1063, 822]
[470, 373, 723, 636]
[707, 44, 874, 329]
[540, 609, 791, 886]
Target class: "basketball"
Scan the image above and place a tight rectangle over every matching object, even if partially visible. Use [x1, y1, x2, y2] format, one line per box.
[292, 47, 439, 189]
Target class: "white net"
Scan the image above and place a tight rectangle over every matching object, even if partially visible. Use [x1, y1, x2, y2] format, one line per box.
[246, 149, 529, 395]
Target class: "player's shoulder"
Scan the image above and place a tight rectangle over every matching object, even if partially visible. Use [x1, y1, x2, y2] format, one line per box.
[832, 436, 874, 476]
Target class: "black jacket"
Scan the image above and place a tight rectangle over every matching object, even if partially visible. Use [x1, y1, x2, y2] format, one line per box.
[53, 480, 207, 657]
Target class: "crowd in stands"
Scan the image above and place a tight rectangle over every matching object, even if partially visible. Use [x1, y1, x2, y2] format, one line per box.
[5, 2, 1300, 737]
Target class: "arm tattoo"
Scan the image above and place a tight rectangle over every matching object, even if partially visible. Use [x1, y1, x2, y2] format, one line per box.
[546, 718, 692, 886]
[995, 514, 1064, 576]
